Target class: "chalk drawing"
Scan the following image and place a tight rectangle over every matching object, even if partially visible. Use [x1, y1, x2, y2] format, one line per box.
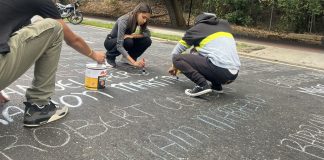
[57, 80, 82, 89]
[33, 127, 70, 148]
[71, 90, 114, 101]
[148, 133, 189, 158]
[134, 125, 209, 160]
[240, 62, 282, 75]
[110, 104, 155, 123]
[259, 73, 324, 89]
[194, 96, 266, 131]
[59, 95, 82, 108]
[281, 114, 324, 159]
[258, 79, 292, 88]
[72, 69, 85, 74]
[110, 76, 182, 93]
[17, 74, 33, 81]
[2, 87, 24, 96]
[134, 140, 181, 160]
[297, 84, 324, 98]
[2, 106, 24, 123]
[99, 148, 135, 160]
[63, 120, 108, 140]
[99, 115, 130, 129]
[0, 135, 47, 154]
[168, 126, 209, 149]
[56, 70, 78, 78]
[58, 63, 70, 68]
[67, 79, 84, 86]
[153, 96, 195, 111]
[0, 152, 12, 160]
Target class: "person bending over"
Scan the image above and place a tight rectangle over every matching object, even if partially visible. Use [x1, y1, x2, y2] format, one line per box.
[0, 0, 106, 127]
[168, 13, 241, 97]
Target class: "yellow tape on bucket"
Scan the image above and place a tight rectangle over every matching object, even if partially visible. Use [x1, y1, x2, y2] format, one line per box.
[85, 64, 107, 90]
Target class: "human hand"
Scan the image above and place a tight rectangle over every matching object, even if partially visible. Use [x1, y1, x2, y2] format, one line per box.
[133, 58, 145, 68]
[91, 51, 106, 64]
[168, 66, 178, 76]
[124, 34, 133, 39]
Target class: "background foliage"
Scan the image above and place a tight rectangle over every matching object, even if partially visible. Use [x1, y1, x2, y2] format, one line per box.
[180, 0, 324, 34]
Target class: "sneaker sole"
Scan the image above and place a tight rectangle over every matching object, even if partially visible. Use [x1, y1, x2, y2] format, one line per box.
[212, 90, 224, 94]
[24, 107, 69, 127]
[185, 89, 212, 97]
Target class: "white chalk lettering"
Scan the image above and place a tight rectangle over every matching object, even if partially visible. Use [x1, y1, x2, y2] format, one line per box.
[59, 95, 82, 108]
[2, 106, 24, 123]
[297, 84, 324, 98]
[3, 87, 24, 96]
[71, 90, 114, 101]
[99, 116, 129, 129]
[281, 114, 324, 159]
[63, 120, 108, 140]
[33, 127, 70, 148]
[110, 104, 155, 123]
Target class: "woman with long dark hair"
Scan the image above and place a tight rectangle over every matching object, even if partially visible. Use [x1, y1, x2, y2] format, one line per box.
[104, 3, 152, 68]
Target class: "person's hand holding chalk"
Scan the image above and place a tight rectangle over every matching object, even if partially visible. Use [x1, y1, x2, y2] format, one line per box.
[168, 65, 179, 79]
[133, 58, 145, 68]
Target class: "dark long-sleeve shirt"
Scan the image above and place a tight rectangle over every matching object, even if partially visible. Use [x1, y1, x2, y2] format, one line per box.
[109, 14, 150, 57]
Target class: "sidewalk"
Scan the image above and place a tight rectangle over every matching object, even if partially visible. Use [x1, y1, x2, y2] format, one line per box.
[84, 17, 324, 71]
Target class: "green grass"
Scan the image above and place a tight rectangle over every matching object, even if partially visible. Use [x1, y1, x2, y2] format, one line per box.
[82, 20, 115, 29]
[81, 19, 264, 52]
[81, 19, 182, 41]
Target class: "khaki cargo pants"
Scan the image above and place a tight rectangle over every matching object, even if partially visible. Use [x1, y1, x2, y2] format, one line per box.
[0, 18, 64, 105]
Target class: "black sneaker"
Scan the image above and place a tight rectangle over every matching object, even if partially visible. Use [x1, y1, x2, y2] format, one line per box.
[185, 85, 212, 97]
[23, 101, 68, 127]
[106, 54, 117, 67]
[211, 85, 224, 94]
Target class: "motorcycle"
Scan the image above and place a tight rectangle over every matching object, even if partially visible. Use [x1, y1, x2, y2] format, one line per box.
[56, 0, 83, 25]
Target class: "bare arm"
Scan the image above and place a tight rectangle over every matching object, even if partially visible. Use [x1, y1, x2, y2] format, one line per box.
[56, 19, 106, 63]
[125, 34, 144, 39]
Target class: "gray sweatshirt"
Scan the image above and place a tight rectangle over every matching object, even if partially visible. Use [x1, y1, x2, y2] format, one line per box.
[109, 14, 151, 57]
[171, 14, 241, 71]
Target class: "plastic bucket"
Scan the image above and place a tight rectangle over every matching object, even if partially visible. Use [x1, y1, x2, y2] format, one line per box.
[85, 63, 107, 90]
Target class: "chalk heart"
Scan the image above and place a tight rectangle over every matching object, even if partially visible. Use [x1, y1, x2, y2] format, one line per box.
[0, 135, 16, 149]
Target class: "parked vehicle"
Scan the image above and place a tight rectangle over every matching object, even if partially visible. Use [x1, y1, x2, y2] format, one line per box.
[56, 0, 83, 25]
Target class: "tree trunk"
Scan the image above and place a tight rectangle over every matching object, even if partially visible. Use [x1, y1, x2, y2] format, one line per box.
[164, 0, 186, 27]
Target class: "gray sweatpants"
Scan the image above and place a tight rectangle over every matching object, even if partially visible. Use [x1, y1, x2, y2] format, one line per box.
[0, 18, 64, 105]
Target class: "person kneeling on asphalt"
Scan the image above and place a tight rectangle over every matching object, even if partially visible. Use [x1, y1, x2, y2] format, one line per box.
[168, 13, 241, 97]
[0, 0, 106, 127]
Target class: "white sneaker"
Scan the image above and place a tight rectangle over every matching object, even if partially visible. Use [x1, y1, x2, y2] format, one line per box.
[185, 85, 212, 97]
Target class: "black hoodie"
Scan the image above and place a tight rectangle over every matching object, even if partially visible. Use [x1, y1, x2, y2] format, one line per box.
[182, 13, 232, 47]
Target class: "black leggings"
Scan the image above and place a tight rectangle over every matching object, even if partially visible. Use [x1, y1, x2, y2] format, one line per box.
[173, 54, 238, 87]
[104, 36, 152, 60]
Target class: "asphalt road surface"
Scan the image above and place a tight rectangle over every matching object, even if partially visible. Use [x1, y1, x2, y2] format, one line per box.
[0, 24, 324, 160]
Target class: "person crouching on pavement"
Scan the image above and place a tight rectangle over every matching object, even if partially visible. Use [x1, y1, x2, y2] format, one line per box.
[168, 13, 241, 97]
[0, 0, 106, 127]
[104, 2, 152, 68]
